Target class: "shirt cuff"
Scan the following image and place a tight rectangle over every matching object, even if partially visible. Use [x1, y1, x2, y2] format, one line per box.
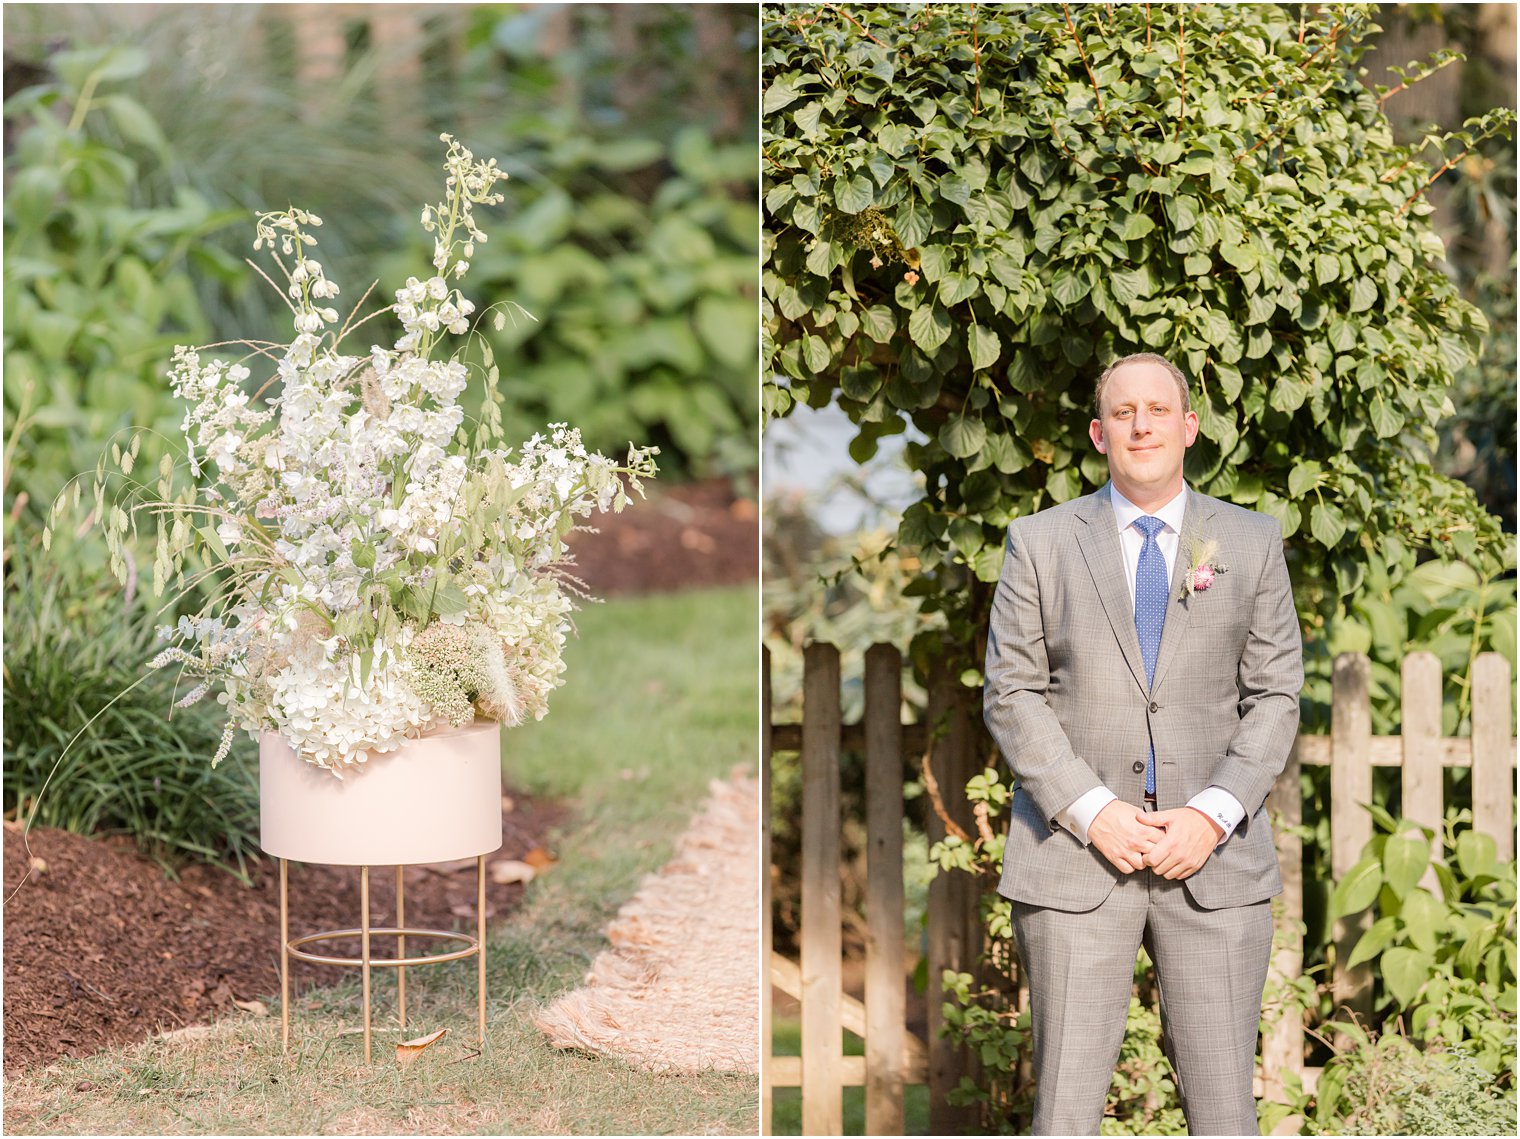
[1056, 787, 1118, 846]
[1186, 786, 1246, 845]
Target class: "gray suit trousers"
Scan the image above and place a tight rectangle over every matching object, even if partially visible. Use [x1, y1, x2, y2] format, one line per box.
[1010, 870, 1272, 1136]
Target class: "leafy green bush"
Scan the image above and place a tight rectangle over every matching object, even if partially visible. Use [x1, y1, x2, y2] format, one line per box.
[1264, 1027, 1516, 1136]
[930, 787, 1516, 1125]
[1329, 811, 1516, 1076]
[762, 3, 1513, 656]
[2, 534, 259, 879]
[5, 7, 759, 489]
[1303, 543, 1517, 736]
[3, 45, 234, 523]
[394, 126, 758, 479]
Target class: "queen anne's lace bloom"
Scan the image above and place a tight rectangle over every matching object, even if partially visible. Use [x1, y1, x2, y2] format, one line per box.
[143, 136, 658, 775]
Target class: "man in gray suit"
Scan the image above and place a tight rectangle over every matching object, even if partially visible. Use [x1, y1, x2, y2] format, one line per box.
[983, 353, 1303, 1135]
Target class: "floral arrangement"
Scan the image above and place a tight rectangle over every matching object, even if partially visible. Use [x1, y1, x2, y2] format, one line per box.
[1179, 535, 1228, 601]
[53, 136, 657, 776]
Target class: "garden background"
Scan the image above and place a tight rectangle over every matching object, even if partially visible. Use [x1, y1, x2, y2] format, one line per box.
[3, 4, 758, 1134]
[762, 4, 1517, 1135]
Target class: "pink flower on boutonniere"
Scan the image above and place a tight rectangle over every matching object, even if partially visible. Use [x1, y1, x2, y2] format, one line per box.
[1179, 536, 1228, 601]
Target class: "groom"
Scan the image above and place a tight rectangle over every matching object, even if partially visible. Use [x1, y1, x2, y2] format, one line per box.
[982, 353, 1303, 1135]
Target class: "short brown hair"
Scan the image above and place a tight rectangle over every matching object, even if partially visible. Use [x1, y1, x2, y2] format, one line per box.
[1092, 353, 1192, 417]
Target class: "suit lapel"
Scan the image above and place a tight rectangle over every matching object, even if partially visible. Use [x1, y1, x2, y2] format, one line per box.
[1150, 489, 1218, 693]
[1073, 485, 1149, 696]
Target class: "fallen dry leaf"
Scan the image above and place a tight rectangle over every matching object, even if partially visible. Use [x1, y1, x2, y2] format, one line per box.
[522, 846, 557, 871]
[679, 527, 716, 553]
[395, 1027, 447, 1069]
[490, 859, 536, 885]
[232, 998, 268, 1016]
[158, 1025, 217, 1044]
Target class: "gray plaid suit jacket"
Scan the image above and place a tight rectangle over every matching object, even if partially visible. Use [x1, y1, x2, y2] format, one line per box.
[984, 482, 1303, 912]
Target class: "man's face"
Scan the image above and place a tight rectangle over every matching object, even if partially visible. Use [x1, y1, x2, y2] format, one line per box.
[1088, 361, 1199, 497]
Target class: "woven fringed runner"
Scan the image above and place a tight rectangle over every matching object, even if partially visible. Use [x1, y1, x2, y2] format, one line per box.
[534, 769, 759, 1073]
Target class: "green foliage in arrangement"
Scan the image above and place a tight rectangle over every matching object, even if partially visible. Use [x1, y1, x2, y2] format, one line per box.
[762, 2, 1514, 655]
[1, 539, 260, 878]
[396, 127, 758, 479]
[1328, 810, 1516, 1076]
[2, 45, 239, 524]
[1262, 1027, 1517, 1136]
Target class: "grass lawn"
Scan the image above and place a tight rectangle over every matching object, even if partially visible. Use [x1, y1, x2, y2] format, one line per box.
[1, 584, 759, 1136]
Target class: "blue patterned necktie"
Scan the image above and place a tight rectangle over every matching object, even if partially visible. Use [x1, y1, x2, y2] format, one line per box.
[1133, 515, 1168, 796]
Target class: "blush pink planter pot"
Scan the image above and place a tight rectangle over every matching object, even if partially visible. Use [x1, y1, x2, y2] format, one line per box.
[259, 720, 503, 865]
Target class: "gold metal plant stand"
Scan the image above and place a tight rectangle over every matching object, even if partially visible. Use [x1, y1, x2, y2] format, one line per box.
[278, 856, 488, 1063]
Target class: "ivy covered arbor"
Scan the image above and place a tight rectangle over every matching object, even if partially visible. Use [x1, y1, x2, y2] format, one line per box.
[762, 3, 1512, 652]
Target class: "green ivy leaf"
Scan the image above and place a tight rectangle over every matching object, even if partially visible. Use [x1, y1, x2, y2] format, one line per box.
[834, 173, 875, 214]
[969, 324, 1002, 372]
[1368, 393, 1403, 438]
[1381, 946, 1433, 1009]
[1310, 500, 1347, 548]
[940, 414, 987, 459]
[908, 303, 952, 352]
[1288, 460, 1321, 497]
[895, 197, 932, 247]
[1349, 277, 1378, 313]
[1456, 830, 1498, 880]
[859, 305, 896, 343]
[1330, 856, 1383, 918]
[840, 364, 882, 402]
[1399, 888, 1445, 955]
[1345, 915, 1401, 970]
[1381, 834, 1429, 899]
[1050, 270, 1088, 308]
[763, 76, 802, 114]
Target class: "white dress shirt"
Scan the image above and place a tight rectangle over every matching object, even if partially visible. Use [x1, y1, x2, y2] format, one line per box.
[1055, 485, 1246, 846]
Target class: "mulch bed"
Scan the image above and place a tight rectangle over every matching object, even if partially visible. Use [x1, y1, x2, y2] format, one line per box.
[1, 792, 566, 1073]
[565, 476, 758, 597]
[2, 478, 756, 1074]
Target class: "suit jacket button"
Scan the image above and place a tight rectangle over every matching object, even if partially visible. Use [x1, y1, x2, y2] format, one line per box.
[1132, 760, 1145, 773]
[1149, 701, 1159, 713]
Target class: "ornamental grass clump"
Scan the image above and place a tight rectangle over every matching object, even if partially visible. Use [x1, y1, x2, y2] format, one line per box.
[48, 135, 657, 777]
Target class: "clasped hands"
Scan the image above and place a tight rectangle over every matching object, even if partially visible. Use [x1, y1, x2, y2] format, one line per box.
[1087, 800, 1224, 880]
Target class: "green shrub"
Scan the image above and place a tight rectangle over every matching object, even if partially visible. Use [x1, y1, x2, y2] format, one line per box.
[762, 3, 1513, 659]
[1304, 544, 1518, 737]
[2, 533, 259, 879]
[393, 126, 758, 479]
[2, 45, 237, 531]
[1329, 810, 1516, 1076]
[1264, 1026, 1516, 1136]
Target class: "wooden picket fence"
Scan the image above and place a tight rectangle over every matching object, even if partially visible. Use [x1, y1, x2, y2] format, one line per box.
[762, 643, 1516, 1136]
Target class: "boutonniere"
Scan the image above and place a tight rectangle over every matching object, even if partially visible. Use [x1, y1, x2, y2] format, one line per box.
[1179, 535, 1228, 601]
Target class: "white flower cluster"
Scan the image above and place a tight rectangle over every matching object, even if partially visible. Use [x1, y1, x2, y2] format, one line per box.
[152, 136, 658, 776]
